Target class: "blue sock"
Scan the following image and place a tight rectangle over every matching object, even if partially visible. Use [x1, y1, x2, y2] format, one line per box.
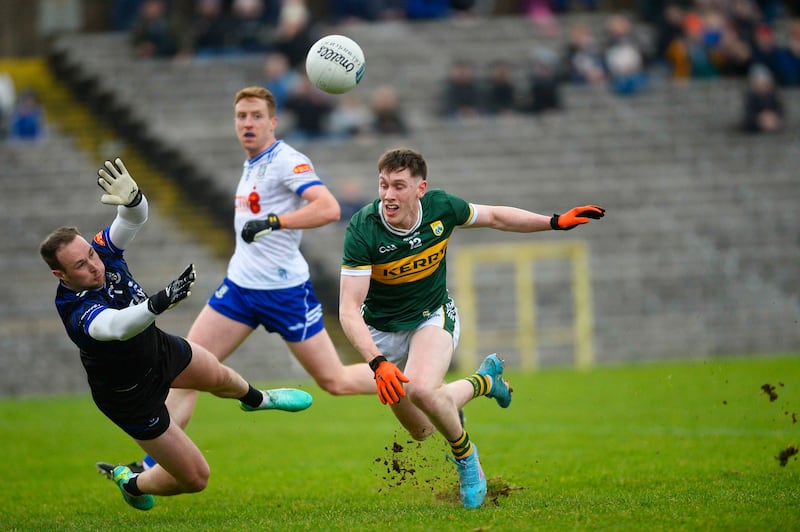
[143, 454, 157, 469]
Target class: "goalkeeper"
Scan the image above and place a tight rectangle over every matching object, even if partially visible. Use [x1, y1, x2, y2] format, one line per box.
[39, 158, 312, 512]
[339, 147, 604, 510]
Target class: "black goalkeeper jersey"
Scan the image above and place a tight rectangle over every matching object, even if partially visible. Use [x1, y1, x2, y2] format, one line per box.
[54, 226, 158, 391]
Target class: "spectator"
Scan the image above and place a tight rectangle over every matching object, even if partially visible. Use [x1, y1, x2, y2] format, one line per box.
[729, 0, 763, 47]
[653, 3, 685, 64]
[112, 0, 144, 31]
[440, 60, 483, 120]
[9, 89, 45, 142]
[782, 19, 800, 87]
[190, 0, 233, 56]
[741, 64, 784, 133]
[228, 0, 274, 53]
[710, 14, 753, 78]
[0, 72, 15, 139]
[129, 0, 190, 59]
[327, 93, 374, 140]
[370, 84, 409, 135]
[284, 76, 336, 140]
[336, 177, 369, 223]
[563, 21, 607, 85]
[522, 0, 560, 36]
[406, 0, 452, 20]
[603, 13, 649, 95]
[666, 11, 719, 80]
[638, 0, 670, 25]
[329, 0, 385, 23]
[549, 0, 598, 12]
[272, 0, 317, 69]
[484, 59, 518, 115]
[755, 0, 781, 24]
[525, 46, 562, 114]
[750, 23, 797, 86]
[261, 51, 299, 110]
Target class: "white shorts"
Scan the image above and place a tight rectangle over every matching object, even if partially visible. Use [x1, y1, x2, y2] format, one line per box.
[370, 299, 460, 370]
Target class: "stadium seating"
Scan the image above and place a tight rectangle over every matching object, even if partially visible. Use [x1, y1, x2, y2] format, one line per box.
[3, 14, 798, 394]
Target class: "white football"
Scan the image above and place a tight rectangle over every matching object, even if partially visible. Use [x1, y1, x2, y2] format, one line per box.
[305, 35, 366, 94]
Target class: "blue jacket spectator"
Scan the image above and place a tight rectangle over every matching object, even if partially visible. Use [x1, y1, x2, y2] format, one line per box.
[603, 14, 649, 95]
[10, 90, 44, 141]
[262, 52, 299, 110]
[751, 24, 799, 87]
[406, 0, 452, 19]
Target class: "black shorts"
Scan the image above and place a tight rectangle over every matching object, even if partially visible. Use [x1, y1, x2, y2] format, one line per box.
[91, 329, 193, 440]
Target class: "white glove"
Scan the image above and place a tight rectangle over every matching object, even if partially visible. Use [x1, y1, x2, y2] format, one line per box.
[98, 158, 141, 206]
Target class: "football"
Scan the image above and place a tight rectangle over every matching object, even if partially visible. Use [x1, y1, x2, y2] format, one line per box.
[305, 35, 366, 94]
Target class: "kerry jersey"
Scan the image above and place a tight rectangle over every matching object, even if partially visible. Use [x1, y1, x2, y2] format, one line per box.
[54, 227, 159, 390]
[228, 140, 324, 289]
[341, 189, 476, 331]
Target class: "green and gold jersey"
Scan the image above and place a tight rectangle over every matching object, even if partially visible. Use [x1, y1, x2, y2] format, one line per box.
[341, 189, 476, 331]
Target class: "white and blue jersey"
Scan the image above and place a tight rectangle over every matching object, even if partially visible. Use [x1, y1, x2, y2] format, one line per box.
[229, 140, 323, 290]
[209, 140, 328, 342]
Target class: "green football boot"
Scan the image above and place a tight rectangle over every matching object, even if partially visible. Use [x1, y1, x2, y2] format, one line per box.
[240, 388, 313, 412]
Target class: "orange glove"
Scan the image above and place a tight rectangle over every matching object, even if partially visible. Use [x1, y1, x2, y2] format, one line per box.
[550, 205, 605, 231]
[369, 356, 410, 405]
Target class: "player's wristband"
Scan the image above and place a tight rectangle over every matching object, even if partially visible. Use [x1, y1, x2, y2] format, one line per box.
[369, 355, 387, 373]
[147, 292, 170, 315]
[265, 213, 281, 229]
[126, 190, 143, 208]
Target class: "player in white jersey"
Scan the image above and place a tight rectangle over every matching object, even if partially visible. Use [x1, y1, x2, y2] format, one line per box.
[109, 86, 376, 473]
[228, 140, 318, 290]
[339, 148, 605, 508]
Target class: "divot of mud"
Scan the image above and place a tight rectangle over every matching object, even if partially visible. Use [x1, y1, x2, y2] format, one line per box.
[776, 445, 798, 467]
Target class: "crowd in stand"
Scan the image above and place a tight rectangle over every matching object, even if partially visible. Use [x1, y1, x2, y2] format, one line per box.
[118, 0, 412, 141]
[3, 0, 795, 145]
[651, 0, 797, 132]
[126, 0, 315, 62]
[438, 53, 563, 121]
[434, 1, 797, 133]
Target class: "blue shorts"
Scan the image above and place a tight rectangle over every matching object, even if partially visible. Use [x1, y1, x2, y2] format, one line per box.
[208, 277, 325, 342]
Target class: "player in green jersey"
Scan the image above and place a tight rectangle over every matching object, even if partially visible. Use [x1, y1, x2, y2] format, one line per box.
[339, 147, 605, 509]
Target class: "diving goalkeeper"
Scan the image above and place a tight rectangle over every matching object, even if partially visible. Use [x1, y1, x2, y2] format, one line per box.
[39, 158, 312, 511]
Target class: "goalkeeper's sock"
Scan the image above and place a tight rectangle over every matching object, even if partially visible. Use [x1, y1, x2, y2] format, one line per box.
[466, 374, 492, 398]
[448, 430, 474, 460]
[239, 384, 266, 409]
[122, 475, 144, 497]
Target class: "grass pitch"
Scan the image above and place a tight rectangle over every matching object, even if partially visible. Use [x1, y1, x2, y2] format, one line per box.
[1, 355, 798, 531]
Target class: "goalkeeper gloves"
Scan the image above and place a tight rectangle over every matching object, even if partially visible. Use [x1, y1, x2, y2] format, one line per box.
[147, 263, 196, 315]
[550, 205, 605, 231]
[97, 158, 142, 207]
[241, 214, 282, 243]
[369, 355, 410, 405]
